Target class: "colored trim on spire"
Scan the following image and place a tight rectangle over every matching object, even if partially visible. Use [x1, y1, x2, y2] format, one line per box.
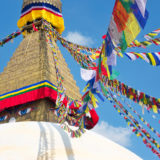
[17, 2, 64, 34]
[0, 80, 58, 111]
[21, 2, 62, 18]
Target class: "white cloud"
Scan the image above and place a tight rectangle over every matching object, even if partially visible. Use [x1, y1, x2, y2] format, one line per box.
[64, 31, 94, 46]
[93, 121, 132, 147]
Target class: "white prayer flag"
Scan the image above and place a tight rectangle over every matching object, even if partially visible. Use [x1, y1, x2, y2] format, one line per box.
[80, 68, 96, 81]
[125, 52, 137, 61]
[135, 0, 147, 17]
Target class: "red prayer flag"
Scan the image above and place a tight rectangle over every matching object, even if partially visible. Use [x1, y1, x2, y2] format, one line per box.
[32, 23, 38, 32]
[113, 0, 129, 32]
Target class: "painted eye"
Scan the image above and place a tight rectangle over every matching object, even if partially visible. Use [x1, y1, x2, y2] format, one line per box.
[18, 108, 32, 116]
[0, 115, 8, 122]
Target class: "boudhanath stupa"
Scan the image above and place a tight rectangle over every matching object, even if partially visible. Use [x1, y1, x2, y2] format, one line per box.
[0, 0, 142, 159]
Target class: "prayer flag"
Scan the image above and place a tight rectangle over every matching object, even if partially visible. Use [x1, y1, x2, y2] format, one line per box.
[135, 0, 147, 17]
[124, 13, 141, 46]
[125, 52, 137, 61]
[113, 0, 129, 32]
[152, 53, 160, 66]
[119, 0, 133, 13]
[132, 2, 149, 29]
[80, 68, 96, 81]
[141, 53, 150, 63]
[105, 32, 115, 57]
[108, 17, 122, 46]
[147, 53, 157, 66]
[107, 50, 117, 66]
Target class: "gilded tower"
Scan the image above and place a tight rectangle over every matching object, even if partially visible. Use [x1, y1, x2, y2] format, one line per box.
[0, 0, 81, 123]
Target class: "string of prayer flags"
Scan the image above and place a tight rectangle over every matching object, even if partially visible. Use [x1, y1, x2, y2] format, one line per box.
[144, 28, 160, 40]
[128, 37, 160, 48]
[116, 93, 160, 138]
[43, 20, 98, 53]
[108, 90, 160, 152]
[43, 20, 96, 69]
[46, 24, 100, 137]
[59, 38, 96, 69]
[113, 103, 160, 158]
[106, 79, 160, 114]
[0, 30, 22, 47]
[47, 30, 86, 137]
[100, 84, 160, 158]
[124, 52, 160, 66]
[58, 37, 98, 55]
[44, 20, 100, 133]
[48, 39, 63, 91]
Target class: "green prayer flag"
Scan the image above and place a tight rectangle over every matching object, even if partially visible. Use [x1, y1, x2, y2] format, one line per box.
[110, 70, 120, 80]
[119, 0, 133, 13]
[120, 31, 128, 52]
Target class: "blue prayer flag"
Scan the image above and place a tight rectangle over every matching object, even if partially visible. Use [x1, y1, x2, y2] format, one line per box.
[105, 32, 115, 57]
[132, 2, 149, 29]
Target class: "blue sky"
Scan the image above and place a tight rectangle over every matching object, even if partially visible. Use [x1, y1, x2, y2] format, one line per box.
[0, 0, 160, 159]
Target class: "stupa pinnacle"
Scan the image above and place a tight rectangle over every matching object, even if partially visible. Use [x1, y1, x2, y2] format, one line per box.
[18, 0, 64, 34]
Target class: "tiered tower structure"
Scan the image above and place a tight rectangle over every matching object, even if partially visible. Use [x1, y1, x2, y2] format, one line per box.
[0, 0, 81, 123]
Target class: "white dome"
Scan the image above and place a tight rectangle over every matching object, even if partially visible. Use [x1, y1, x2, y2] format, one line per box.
[0, 122, 142, 160]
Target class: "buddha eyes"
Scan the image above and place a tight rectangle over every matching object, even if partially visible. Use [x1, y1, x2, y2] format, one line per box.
[0, 107, 34, 122]
[0, 115, 8, 122]
[18, 108, 32, 116]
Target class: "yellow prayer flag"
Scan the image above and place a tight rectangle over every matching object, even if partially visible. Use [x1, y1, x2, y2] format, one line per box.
[118, 52, 123, 57]
[143, 41, 152, 45]
[139, 101, 143, 106]
[85, 106, 90, 113]
[134, 53, 145, 60]
[136, 133, 141, 137]
[148, 33, 157, 37]
[102, 56, 107, 66]
[134, 40, 141, 46]
[152, 105, 158, 114]
[90, 55, 97, 60]
[124, 13, 141, 45]
[91, 94, 98, 108]
[129, 95, 134, 100]
[148, 53, 156, 66]
[82, 83, 90, 92]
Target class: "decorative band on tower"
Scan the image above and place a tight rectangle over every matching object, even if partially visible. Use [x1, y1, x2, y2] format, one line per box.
[17, 1, 65, 34]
